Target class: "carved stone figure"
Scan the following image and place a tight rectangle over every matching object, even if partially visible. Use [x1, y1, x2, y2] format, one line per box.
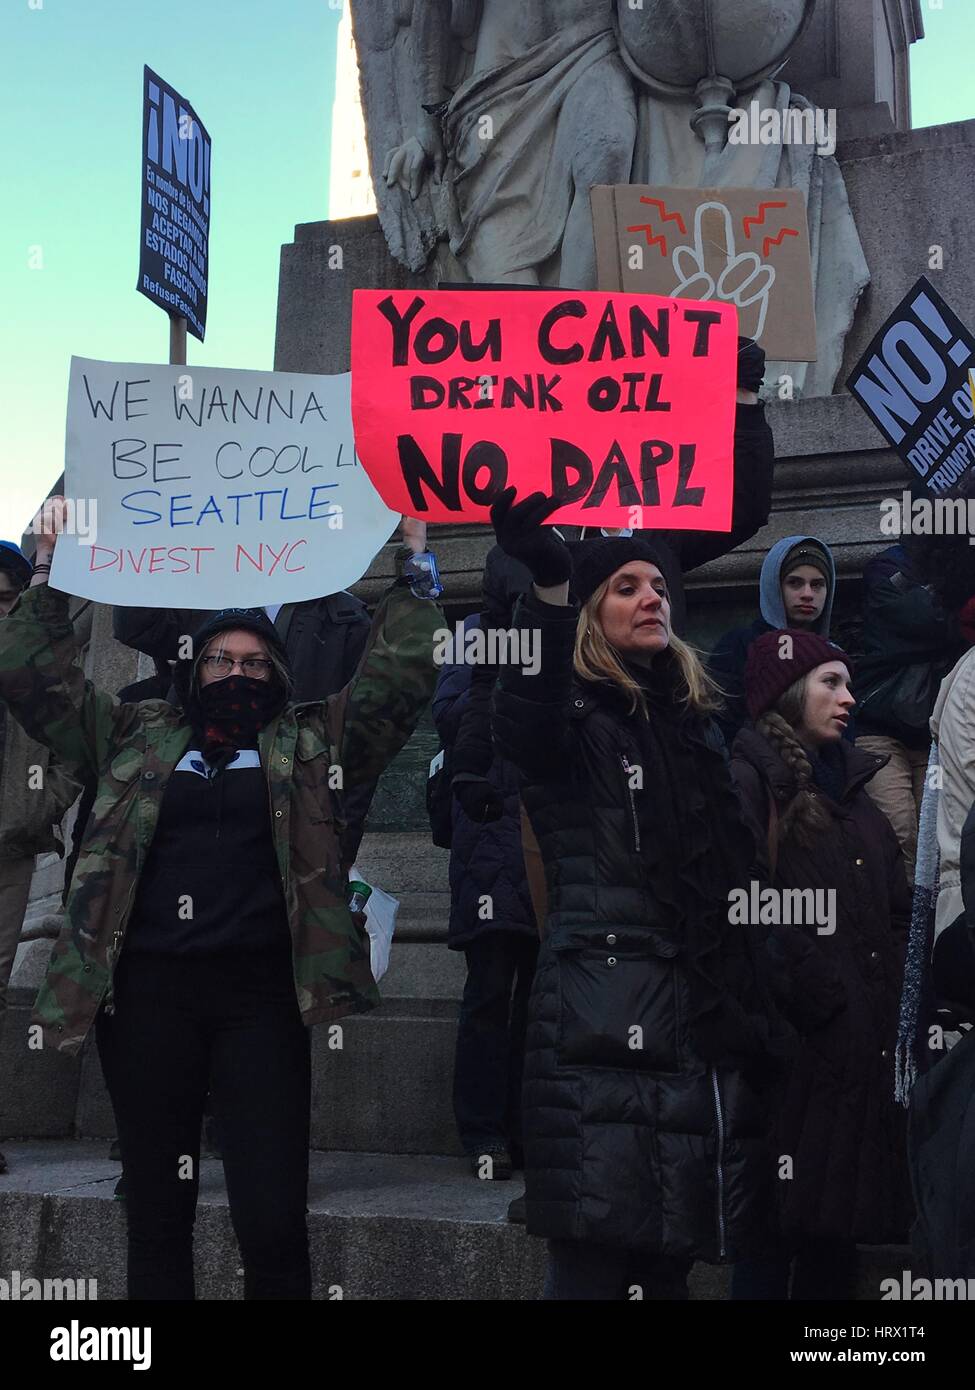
[350, 0, 869, 396]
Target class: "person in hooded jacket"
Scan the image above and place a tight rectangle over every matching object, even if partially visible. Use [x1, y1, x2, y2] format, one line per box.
[707, 535, 837, 749]
[490, 490, 783, 1301]
[730, 629, 913, 1300]
[432, 609, 538, 1183]
[854, 542, 965, 886]
[0, 499, 441, 1300]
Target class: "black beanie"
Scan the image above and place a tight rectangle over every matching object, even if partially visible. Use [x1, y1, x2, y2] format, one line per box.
[571, 537, 673, 605]
[189, 607, 288, 661]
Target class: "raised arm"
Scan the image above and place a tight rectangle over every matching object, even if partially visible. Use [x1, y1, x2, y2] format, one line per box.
[113, 604, 211, 664]
[660, 338, 774, 573]
[330, 520, 443, 793]
[0, 498, 139, 780]
[487, 489, 577, 783]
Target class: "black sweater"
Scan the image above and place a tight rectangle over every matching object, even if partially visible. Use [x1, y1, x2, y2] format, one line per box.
[126, 749, 290, 955]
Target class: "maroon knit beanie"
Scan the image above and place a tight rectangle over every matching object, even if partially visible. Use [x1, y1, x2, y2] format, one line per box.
[744, 628, 852, 721]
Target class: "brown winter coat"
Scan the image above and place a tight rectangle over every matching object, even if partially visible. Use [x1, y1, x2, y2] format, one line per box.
[731, 728, 914, 1246]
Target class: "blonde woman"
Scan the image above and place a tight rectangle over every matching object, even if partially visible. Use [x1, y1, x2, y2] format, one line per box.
[490, 490, 778, 1300]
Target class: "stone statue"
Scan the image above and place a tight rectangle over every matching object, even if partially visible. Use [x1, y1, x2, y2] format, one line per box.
[350, 0, 869, 396]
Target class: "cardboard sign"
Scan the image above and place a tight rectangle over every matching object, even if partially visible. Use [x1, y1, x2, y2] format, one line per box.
[138, 67, 211, 342]
[52, 358, 399, 607]
[591, 185, 817, 362]
[846, 278, 975, 496]
[350, 288, 738, 530]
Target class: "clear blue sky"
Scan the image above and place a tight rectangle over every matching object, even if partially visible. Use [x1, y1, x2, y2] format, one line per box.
[1, 0, 972, 535]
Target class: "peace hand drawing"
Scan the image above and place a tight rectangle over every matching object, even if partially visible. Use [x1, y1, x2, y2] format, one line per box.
[671, 201, 775, 340]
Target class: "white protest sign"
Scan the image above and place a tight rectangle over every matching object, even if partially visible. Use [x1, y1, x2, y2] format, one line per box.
[53, 358, 400, 607]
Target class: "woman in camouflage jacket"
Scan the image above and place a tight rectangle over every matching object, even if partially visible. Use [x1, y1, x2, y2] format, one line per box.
[0, 500, 442, 1300]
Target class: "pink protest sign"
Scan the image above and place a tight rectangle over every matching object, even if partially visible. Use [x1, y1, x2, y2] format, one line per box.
[351, 287, 738, 529]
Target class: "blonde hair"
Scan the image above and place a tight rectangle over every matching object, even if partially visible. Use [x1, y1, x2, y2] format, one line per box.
[574, 576, 721, 718]
[756, 674, 832, 848]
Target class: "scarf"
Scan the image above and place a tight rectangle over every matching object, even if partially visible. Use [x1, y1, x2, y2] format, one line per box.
[895, 743, 941, 1105]
[192, 675, 285, 771]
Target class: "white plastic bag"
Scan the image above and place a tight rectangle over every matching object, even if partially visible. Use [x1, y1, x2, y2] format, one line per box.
[349, 866, 399, 982]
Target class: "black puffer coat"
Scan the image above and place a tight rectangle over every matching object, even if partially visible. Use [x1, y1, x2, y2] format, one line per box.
[731, 728, 914, 1245]
[493, 591, 781, 1261]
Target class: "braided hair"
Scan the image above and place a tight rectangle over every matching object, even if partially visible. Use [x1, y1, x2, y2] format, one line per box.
[755, 676, 832, 849]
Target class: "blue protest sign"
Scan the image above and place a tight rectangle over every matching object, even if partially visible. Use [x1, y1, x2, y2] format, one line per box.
[137, 66, 211, 342]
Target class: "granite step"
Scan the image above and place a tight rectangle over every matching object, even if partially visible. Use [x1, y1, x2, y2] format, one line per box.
[0, 1141, 910, 1301]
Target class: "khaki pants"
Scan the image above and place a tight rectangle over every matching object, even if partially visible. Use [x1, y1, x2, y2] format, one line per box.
[855, 735, 929, 886]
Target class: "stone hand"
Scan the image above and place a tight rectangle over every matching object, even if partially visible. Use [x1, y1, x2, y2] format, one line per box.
[382, 118, 444, 201]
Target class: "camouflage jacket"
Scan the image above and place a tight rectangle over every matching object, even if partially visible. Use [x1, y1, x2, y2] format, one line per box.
[0, 702, 81, 862]
[0, 557, 442, 1054]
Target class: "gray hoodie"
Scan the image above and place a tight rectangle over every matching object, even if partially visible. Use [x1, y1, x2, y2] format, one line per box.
[758, 534, 836, 634]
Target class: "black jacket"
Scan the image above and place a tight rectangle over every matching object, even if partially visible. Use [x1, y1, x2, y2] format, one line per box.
[855, 545, 962, 747]
[432, 616, 535, 949]
[706, 616, 773, 748]
[908, 798, 975, 1279]
[731, 728, 913, 1245]
[493, 591, 780, 1261]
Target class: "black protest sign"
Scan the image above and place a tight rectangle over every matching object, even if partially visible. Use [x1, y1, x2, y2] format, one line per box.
[846, 277, 975, 495]
[137, 66, 211, 342]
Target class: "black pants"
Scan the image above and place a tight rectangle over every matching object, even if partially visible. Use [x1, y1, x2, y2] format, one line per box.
[452, 932, 538, 1155]
[96, 948, 311, 1301]
[731, 1239, 859, 1301]
[544, 1239, 692, 1301]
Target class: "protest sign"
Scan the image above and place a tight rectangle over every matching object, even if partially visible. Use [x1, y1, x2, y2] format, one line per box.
[52, 358, 399, 607]
[138, 67, 211, 342]
[591, 185, 817, 362]
[350, 287, 738, 530]
[846, 277, 975, 496]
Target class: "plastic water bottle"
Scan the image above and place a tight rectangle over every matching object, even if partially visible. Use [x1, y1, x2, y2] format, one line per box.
[402, 550, 444, 600]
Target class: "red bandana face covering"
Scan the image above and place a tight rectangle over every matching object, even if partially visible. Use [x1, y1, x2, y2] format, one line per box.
[196, 674, 282, 761]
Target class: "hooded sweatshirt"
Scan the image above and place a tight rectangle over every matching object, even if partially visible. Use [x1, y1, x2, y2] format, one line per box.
[708, 534, 836, 746]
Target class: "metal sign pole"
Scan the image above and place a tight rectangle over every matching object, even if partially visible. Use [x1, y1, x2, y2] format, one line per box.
[169, 314, 187, 366]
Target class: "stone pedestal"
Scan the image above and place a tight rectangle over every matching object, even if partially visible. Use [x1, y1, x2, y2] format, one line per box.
[275, 118, 975, 634]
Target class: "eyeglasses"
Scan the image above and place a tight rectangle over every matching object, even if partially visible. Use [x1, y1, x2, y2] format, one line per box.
[200, 655, 273, 680]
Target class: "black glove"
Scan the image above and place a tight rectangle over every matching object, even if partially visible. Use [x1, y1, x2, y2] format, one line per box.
[452, 776, 504, 824]
[737, 337, 765, 394]
[489, 487, 571, 588]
